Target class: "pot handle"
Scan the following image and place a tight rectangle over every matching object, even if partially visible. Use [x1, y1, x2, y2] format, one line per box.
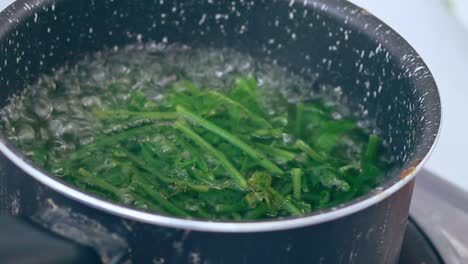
[0, 216, 102, 264]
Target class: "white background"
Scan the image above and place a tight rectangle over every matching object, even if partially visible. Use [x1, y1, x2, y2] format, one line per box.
[0, 0, 467, 190]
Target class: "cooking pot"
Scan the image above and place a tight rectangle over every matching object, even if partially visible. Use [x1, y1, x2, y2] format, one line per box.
[0, 0, 441, 263]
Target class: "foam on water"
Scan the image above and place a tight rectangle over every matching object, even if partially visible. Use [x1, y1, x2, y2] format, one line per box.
[0, 43, 321, 154]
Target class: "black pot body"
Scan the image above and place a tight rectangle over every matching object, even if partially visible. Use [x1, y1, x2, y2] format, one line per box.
[0, 156, 415, 263]
[0, 0, 440, 263]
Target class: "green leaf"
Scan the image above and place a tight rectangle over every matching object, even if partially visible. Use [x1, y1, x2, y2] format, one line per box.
[175, 121, 249, 190]
[230, 77, 265, 115]
[177, 105, 284, 175]
[291, 168, 303, 200]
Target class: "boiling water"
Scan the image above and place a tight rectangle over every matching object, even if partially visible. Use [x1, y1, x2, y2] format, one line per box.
[1, 44, 318, 152]
[0, 44, 388, 220]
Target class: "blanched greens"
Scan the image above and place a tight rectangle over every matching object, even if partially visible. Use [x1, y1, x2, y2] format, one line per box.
[0, 46, 392, 220]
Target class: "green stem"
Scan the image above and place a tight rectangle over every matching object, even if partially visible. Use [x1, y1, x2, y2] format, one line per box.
[177, 139, 211, 178]
[279, 182, 293, 195]
[294, 139, 326, 163]
[124, 150, 212, 192]
[204, 91, 272, 128]
[174, 121, 249, 190]
[133, 181, 190, 218]
[171, 195, 212, 219]
[215, 201, 246, 213]
[176, 105, 283, 175]
[256, 143, 297, 162]
[93, 110, 177, 121]
[364, 134, 379, 165]
[244, 205, 268, 220]
[268, 187, 302, 216]
[291, 168, 303, 200]
[295, 103, 304, 137]
[159, 175, 210, 192]
[159, 176, 211, 192]
[195, 208, 212, 219]
[339, 163, 361, 174]
[77, 168, 124, 200]
[131, 192, 167, 213]
[72, 124, 157, 160]
[283, 199, 302, 216]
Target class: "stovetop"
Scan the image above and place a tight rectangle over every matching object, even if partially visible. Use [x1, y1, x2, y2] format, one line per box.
[399, 218, 442, 264]
[407, 170, 468, 263]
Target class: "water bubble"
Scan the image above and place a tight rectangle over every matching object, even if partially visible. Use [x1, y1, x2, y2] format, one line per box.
[92, 70, 106, 82]
[156, 74, 177, 87]
[39, 128, 49, 141]
[48, 119, 64, 137]
[5, 106, 20, 122]
[32, 98, 53, 120]
[282, 133, 295, 145]
[61, 122, 78, 137]
[81, 96, 102, 108]
[181, 150, 191, 160]
[79, 136, 95, 146]
[52, 138, 75, 152]
[65, 83, 81, 95]
[109, 64, 129, 76]
[357, 120, 371, 130]
[17, 125, 35, 144]
[54, 100, 69, 113]
[152, 93, 164, 102]
[331, 112, 342, 120]
[19, 111, 39, 124]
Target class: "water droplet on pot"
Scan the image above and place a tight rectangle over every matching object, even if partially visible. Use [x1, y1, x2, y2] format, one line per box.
[153, 257, 165, 264]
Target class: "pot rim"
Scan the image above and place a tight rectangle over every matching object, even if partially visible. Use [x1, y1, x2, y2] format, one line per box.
[0, 132, 441, 232]
[0, 0, 442, 232]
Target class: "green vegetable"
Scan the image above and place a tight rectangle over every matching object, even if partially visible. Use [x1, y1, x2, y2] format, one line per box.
[176, 105, 283, 175]
[132, 181, 190, 217]
[174, 121, 249, 190]
[5, 67, 392, 220]
[291, 168, 303, 200]
[294, 139, 326, 163]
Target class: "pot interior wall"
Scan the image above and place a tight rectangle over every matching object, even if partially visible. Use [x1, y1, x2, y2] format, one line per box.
[0, 0, 440, 186]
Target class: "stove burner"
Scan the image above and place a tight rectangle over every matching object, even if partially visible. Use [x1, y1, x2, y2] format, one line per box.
[410, 169, 468, 263]
[399, 219, 442, 264]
